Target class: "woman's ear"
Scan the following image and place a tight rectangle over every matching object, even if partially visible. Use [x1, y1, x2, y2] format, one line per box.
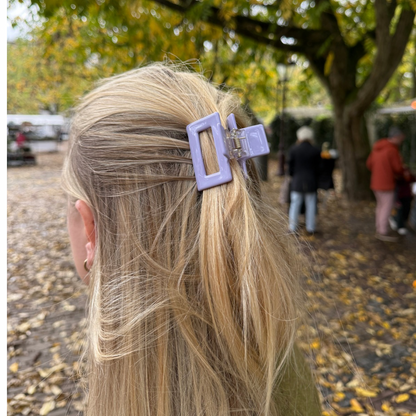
[75, 200, 96, 268]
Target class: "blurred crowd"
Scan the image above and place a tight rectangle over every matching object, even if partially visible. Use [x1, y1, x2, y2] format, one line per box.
[283, 125, 416, 241]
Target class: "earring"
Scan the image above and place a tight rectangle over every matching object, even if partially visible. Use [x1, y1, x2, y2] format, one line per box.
[84, 259, 90, 272]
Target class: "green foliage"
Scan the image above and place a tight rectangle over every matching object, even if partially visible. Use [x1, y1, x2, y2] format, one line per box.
[377, 29, 416, 105]
[7, 12, 102, 114]
[7, 0, 415, 121]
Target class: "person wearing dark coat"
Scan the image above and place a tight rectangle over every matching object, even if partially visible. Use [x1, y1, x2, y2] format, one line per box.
[288, 126, 321, 234]
[318, 142, 339, 209]
[318, 142, 338, 191]
[390, 167, 416, 235]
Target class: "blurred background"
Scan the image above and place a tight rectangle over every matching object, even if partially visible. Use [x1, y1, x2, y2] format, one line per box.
[7, 0, 416, 193]
[7, 1, 416, 416]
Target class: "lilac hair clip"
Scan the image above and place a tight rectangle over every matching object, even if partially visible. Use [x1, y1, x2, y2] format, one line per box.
[186, 112, 269, 191]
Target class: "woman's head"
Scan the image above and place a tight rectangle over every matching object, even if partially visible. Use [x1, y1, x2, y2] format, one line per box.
[62, 63, 303, 416]
[63, 64, 249, 278]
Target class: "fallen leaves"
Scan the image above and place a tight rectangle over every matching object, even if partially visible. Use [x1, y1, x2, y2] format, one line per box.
[350, 398, 365, 413]
[396, 393, 410, 403]
[38, 363, 67, 379]
[355, 387, 378, 398]
[265, 161, 416, 416]
[39, 400, 55, 415]
[8, 153, 87, 416]
[7, 153, 416, 416]
[9, 362, 19, 373]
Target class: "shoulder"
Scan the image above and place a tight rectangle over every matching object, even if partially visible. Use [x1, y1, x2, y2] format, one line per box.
[310, 145, 321, 157]
[289, 145, 298, 155]
[391, 145, 400, 155]
[275, 344, 322, 415]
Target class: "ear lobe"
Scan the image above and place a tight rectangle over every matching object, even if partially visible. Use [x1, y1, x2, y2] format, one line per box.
[75, 200, 96, 260]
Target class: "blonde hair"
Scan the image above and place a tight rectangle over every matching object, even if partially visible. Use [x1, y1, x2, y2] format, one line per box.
[62, 63, 303, 416]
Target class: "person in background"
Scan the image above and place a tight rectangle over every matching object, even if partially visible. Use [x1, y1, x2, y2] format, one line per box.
[16, 129, 27, 149]
[408, 183, 416, 233]
[366, 126, 405, 242]
[318, 142, 338, 208]
[288, 126, 321, 235]
[389, 166, 416, 235]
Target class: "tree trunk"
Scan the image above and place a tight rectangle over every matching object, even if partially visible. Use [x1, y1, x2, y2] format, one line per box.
[149, 0, 415, 201]
[333, 104, 372, 200]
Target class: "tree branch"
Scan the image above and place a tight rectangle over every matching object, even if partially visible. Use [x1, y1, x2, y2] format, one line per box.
[351, 6, 415, 114]
[152, 0, 330, 53]
[151, 0, 185, 13]
[307, 56, 330, 93]
[374, 0, 394, 47]
[387, 0, 398, 21]
[315, 0, 343, 40]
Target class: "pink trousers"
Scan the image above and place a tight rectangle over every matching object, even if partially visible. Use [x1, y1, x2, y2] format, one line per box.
[373, 190, 395, 235]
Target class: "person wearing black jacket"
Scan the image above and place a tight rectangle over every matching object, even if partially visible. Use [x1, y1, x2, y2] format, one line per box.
[288, 126, 321, 234]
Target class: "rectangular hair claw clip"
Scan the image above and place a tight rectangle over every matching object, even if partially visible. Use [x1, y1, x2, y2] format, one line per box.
[186, 112, 270, 191]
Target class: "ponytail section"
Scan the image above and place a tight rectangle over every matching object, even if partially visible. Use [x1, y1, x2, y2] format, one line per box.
[197, 156, 301, 415]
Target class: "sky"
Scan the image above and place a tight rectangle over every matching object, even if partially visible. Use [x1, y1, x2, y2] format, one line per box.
[7, 0, 35, 42]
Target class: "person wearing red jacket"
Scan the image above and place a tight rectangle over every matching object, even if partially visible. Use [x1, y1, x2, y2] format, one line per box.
[16, 131, 27, 148]
[366, 126, 405, 242]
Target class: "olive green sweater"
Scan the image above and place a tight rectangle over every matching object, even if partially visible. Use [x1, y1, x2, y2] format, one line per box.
[275, 344, 322, 415]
